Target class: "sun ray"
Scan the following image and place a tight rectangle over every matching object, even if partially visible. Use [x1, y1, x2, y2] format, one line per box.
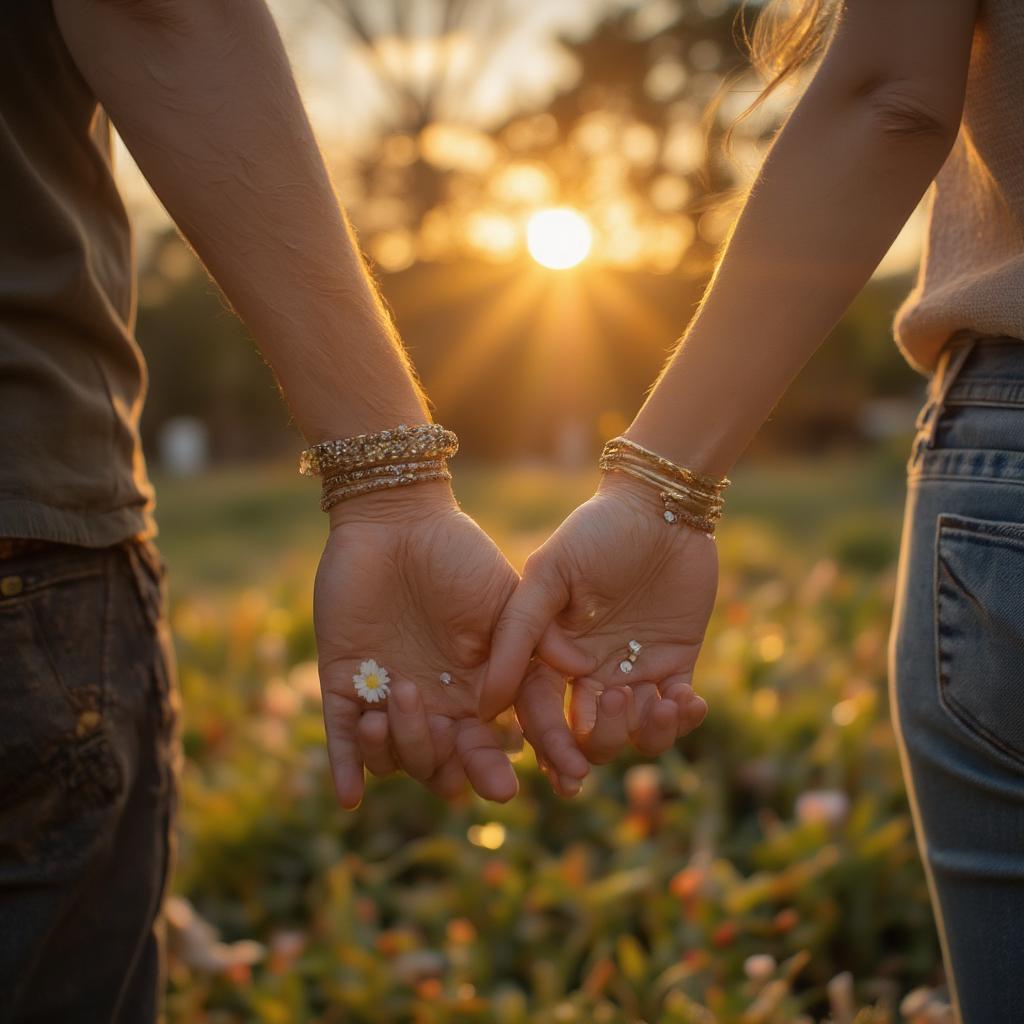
[427, 266, 549, 407]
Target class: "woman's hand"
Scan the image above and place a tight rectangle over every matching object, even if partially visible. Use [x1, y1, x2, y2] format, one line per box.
[481, 474, 714, 761]
[314, 482, 528, 809]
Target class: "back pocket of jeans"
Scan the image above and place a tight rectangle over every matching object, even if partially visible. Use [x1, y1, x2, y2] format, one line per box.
[936, 513, 1024, 768]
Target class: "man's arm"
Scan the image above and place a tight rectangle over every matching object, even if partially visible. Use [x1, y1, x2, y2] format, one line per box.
[53, 0, 535, 809]
[54, 0, 426, 444]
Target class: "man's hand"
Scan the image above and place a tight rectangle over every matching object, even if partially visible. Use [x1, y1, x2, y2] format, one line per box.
[483, 474, 713, 766]
[315, 481, 531, 809]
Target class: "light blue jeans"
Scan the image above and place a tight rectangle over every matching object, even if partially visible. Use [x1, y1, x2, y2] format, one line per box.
[891, 335, 1024, 1022]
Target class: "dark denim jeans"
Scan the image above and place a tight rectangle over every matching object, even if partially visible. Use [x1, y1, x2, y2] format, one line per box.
[0, 539, 179, 1023]
[891, 336, 1024, 1023]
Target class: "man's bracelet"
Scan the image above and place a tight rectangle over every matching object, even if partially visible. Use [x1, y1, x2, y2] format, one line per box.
[298, 423, 458, 477]
[299, 423, 458, 512]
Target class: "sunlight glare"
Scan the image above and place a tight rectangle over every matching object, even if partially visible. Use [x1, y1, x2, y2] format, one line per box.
[526, 208, 593, 270]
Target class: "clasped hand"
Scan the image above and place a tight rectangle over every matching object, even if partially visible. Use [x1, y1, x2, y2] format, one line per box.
[314, 476, 714, 809]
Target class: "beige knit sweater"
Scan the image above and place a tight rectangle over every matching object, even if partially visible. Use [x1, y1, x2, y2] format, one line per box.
[894, 0, 1024, 373]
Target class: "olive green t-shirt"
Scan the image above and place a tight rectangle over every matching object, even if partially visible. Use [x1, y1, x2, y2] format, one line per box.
[0, 3, 155, 547]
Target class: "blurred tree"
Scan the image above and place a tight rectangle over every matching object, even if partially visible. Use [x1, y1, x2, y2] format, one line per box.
[135, 1, 923, 465]
[136, 231, 299, 462]
[313, 0, 755, 273]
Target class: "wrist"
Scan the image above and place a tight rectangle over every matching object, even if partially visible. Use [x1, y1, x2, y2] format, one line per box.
[327, 478, 457, 530]
[625, 410, 734, 479]
[595, 470, 664, 517]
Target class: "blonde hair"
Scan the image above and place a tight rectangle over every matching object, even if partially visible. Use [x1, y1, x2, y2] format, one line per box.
[698, 0, 841, 253]
[719, 0, 843, 149]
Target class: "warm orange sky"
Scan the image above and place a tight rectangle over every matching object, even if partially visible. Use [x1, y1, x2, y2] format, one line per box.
[116, 0, 924, 276]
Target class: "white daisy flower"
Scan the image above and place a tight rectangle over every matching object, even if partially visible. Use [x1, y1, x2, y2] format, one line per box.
[353, 659, 390, 703]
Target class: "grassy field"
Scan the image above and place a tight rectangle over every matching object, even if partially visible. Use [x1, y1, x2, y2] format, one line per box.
[154, 453, 951, 1024]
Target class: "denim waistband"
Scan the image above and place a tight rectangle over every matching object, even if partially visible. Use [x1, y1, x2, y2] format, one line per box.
[909, 334, 1024, 486]
[943, 336, 1024, 408]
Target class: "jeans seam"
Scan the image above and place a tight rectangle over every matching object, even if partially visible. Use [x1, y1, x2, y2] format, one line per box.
[933, 514, 1024, 772]
[908, 472, 1024, 487]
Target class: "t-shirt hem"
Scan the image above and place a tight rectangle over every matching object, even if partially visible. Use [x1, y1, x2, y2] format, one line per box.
[0, 497, 157, 548]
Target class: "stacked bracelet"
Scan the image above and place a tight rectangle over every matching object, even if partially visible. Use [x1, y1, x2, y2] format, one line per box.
[298, 423, 458, 512]
[599, 436, 729, 535]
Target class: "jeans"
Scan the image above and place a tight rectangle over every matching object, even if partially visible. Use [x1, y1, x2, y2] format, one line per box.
[0, 539, 179, 1023]
[891, 336, 1024, 1023]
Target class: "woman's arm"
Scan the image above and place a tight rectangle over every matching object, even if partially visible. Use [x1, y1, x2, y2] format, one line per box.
[482, 0, 978, 732]
[629, 0, 978, 474]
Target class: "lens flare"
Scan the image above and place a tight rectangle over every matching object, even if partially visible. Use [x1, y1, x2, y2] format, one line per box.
[526, 208, 593, 270]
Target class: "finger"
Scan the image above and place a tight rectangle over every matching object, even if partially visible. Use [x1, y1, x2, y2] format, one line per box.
[515, 668, 589, 784]
[592, 643, 697, 689]
[357, 711, 399, 776]
[630, 696, 680, 757]
[625, 682, 660, 735]
[536, 622, 597, 681]
[662, 676, 709, 737]
[424, 715, 468, 800]
[321, 688, 365, 810]
[480, 559, 569, 722]
[456, 720, 519, 803]
[578, 686, 633, 765]
[568, 676, 603, 737]
[387, 680, 436, 781]
[426, 754, 469, 799]
[538, 760, 585, 799]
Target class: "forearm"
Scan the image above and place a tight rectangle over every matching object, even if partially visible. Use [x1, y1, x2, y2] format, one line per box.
[54, 0, 428, 442]
[628, 1, 976, 475]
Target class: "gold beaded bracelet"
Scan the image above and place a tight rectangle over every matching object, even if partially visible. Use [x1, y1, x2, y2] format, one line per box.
[299, 423, 459, 512]
[599, 436, 729, 534]
[298, 423, 458, 477]
[320, 463, 452, 512]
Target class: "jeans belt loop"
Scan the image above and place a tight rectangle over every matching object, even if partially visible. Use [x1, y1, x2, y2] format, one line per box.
[921, 337, 976, 449]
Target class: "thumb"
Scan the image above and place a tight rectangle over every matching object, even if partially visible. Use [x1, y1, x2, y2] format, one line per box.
[480, 556, 567, 722]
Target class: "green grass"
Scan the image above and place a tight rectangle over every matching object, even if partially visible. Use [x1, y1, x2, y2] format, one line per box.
[154, 453, 946, 1024]
[152, 453, 908, 590]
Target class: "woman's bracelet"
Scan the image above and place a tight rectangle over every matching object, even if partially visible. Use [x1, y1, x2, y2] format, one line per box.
[299, 423, 458, 512]
[599, 436, 729, 534]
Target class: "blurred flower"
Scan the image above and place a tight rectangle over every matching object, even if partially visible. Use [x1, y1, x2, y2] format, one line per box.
[353, 659, 390, 703]
[772, 907, 800, 934]
[467, 822, 506, 850]
[796, 789, 851, 828]
[446, 918, 476, 945]
[900, 988, 956, 1024]
[165, 896, 264, 975]
[625, 764, 661, 812]
[263, 678, 300, 719]
[258, 717, 288, 753]
[396, 951, 445, 985]
[743, 954, 777, 981]
[376, 927, 418, 957]
[670, 866, 706, 902]
[482, 859, 510, 887]
[711, 921, 738, 948]
[268, 929, 306, 974]
[799, 559, 839, 604]
[827, 971, 856, 1024]
[288, 660, 321, 702]
[414, 977, 444, 1000]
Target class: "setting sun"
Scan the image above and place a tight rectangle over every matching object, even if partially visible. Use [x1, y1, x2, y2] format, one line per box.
[526, 207, 593, 270]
